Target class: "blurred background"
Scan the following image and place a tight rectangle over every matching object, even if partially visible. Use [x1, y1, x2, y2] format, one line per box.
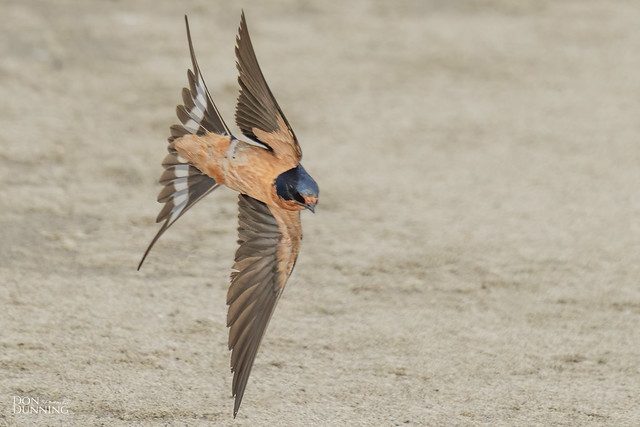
[1, 0, 639, 425]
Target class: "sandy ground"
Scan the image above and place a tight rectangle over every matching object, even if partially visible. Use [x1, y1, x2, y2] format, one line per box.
[1, 0, 640, 425]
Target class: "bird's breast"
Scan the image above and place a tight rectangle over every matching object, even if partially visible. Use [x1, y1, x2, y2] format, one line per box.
[174, 133, 294, 205]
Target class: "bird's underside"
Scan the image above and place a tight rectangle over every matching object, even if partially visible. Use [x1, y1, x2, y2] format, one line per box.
[138, 12, 317, 417]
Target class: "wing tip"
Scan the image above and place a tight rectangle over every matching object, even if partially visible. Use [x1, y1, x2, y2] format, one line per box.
[233, 389, 244, 418]
[236, 9, 250, 48]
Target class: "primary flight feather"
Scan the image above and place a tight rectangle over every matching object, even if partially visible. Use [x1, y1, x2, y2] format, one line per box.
[138, 12, 319, 417]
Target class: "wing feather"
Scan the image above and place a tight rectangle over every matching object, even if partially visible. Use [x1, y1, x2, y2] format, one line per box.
[234, 11, 302, 162]
[227, 194, 302, 417]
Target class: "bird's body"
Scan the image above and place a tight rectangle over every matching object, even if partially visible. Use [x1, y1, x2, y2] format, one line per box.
[139, 12, 318, 417]
[174, 132, 296, 207]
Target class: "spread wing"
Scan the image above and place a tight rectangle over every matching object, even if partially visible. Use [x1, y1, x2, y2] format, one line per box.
[138, 16, 231, 269]
[234, 11, 302, 164]
[227, 194, 302, 417]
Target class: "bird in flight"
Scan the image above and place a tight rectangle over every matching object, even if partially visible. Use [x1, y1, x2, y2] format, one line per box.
[138, 12, 319, 417]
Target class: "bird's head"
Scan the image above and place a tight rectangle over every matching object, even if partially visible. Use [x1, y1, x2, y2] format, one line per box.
[274, 164, 319, 212]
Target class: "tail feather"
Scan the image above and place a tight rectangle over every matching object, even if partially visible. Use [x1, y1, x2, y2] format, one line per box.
[139, 15, 230, 269]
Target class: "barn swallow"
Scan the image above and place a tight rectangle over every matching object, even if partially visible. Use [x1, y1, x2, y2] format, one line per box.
[137, 12, 318, 417]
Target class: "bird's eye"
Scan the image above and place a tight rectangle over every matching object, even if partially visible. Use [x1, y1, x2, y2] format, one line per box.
[293, 192, 305, 204]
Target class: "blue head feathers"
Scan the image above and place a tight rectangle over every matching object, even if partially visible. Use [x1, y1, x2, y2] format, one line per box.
[275, 164, 319, 212]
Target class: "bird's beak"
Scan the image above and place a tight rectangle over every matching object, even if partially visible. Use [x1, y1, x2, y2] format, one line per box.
[302, 195, 317, 213]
